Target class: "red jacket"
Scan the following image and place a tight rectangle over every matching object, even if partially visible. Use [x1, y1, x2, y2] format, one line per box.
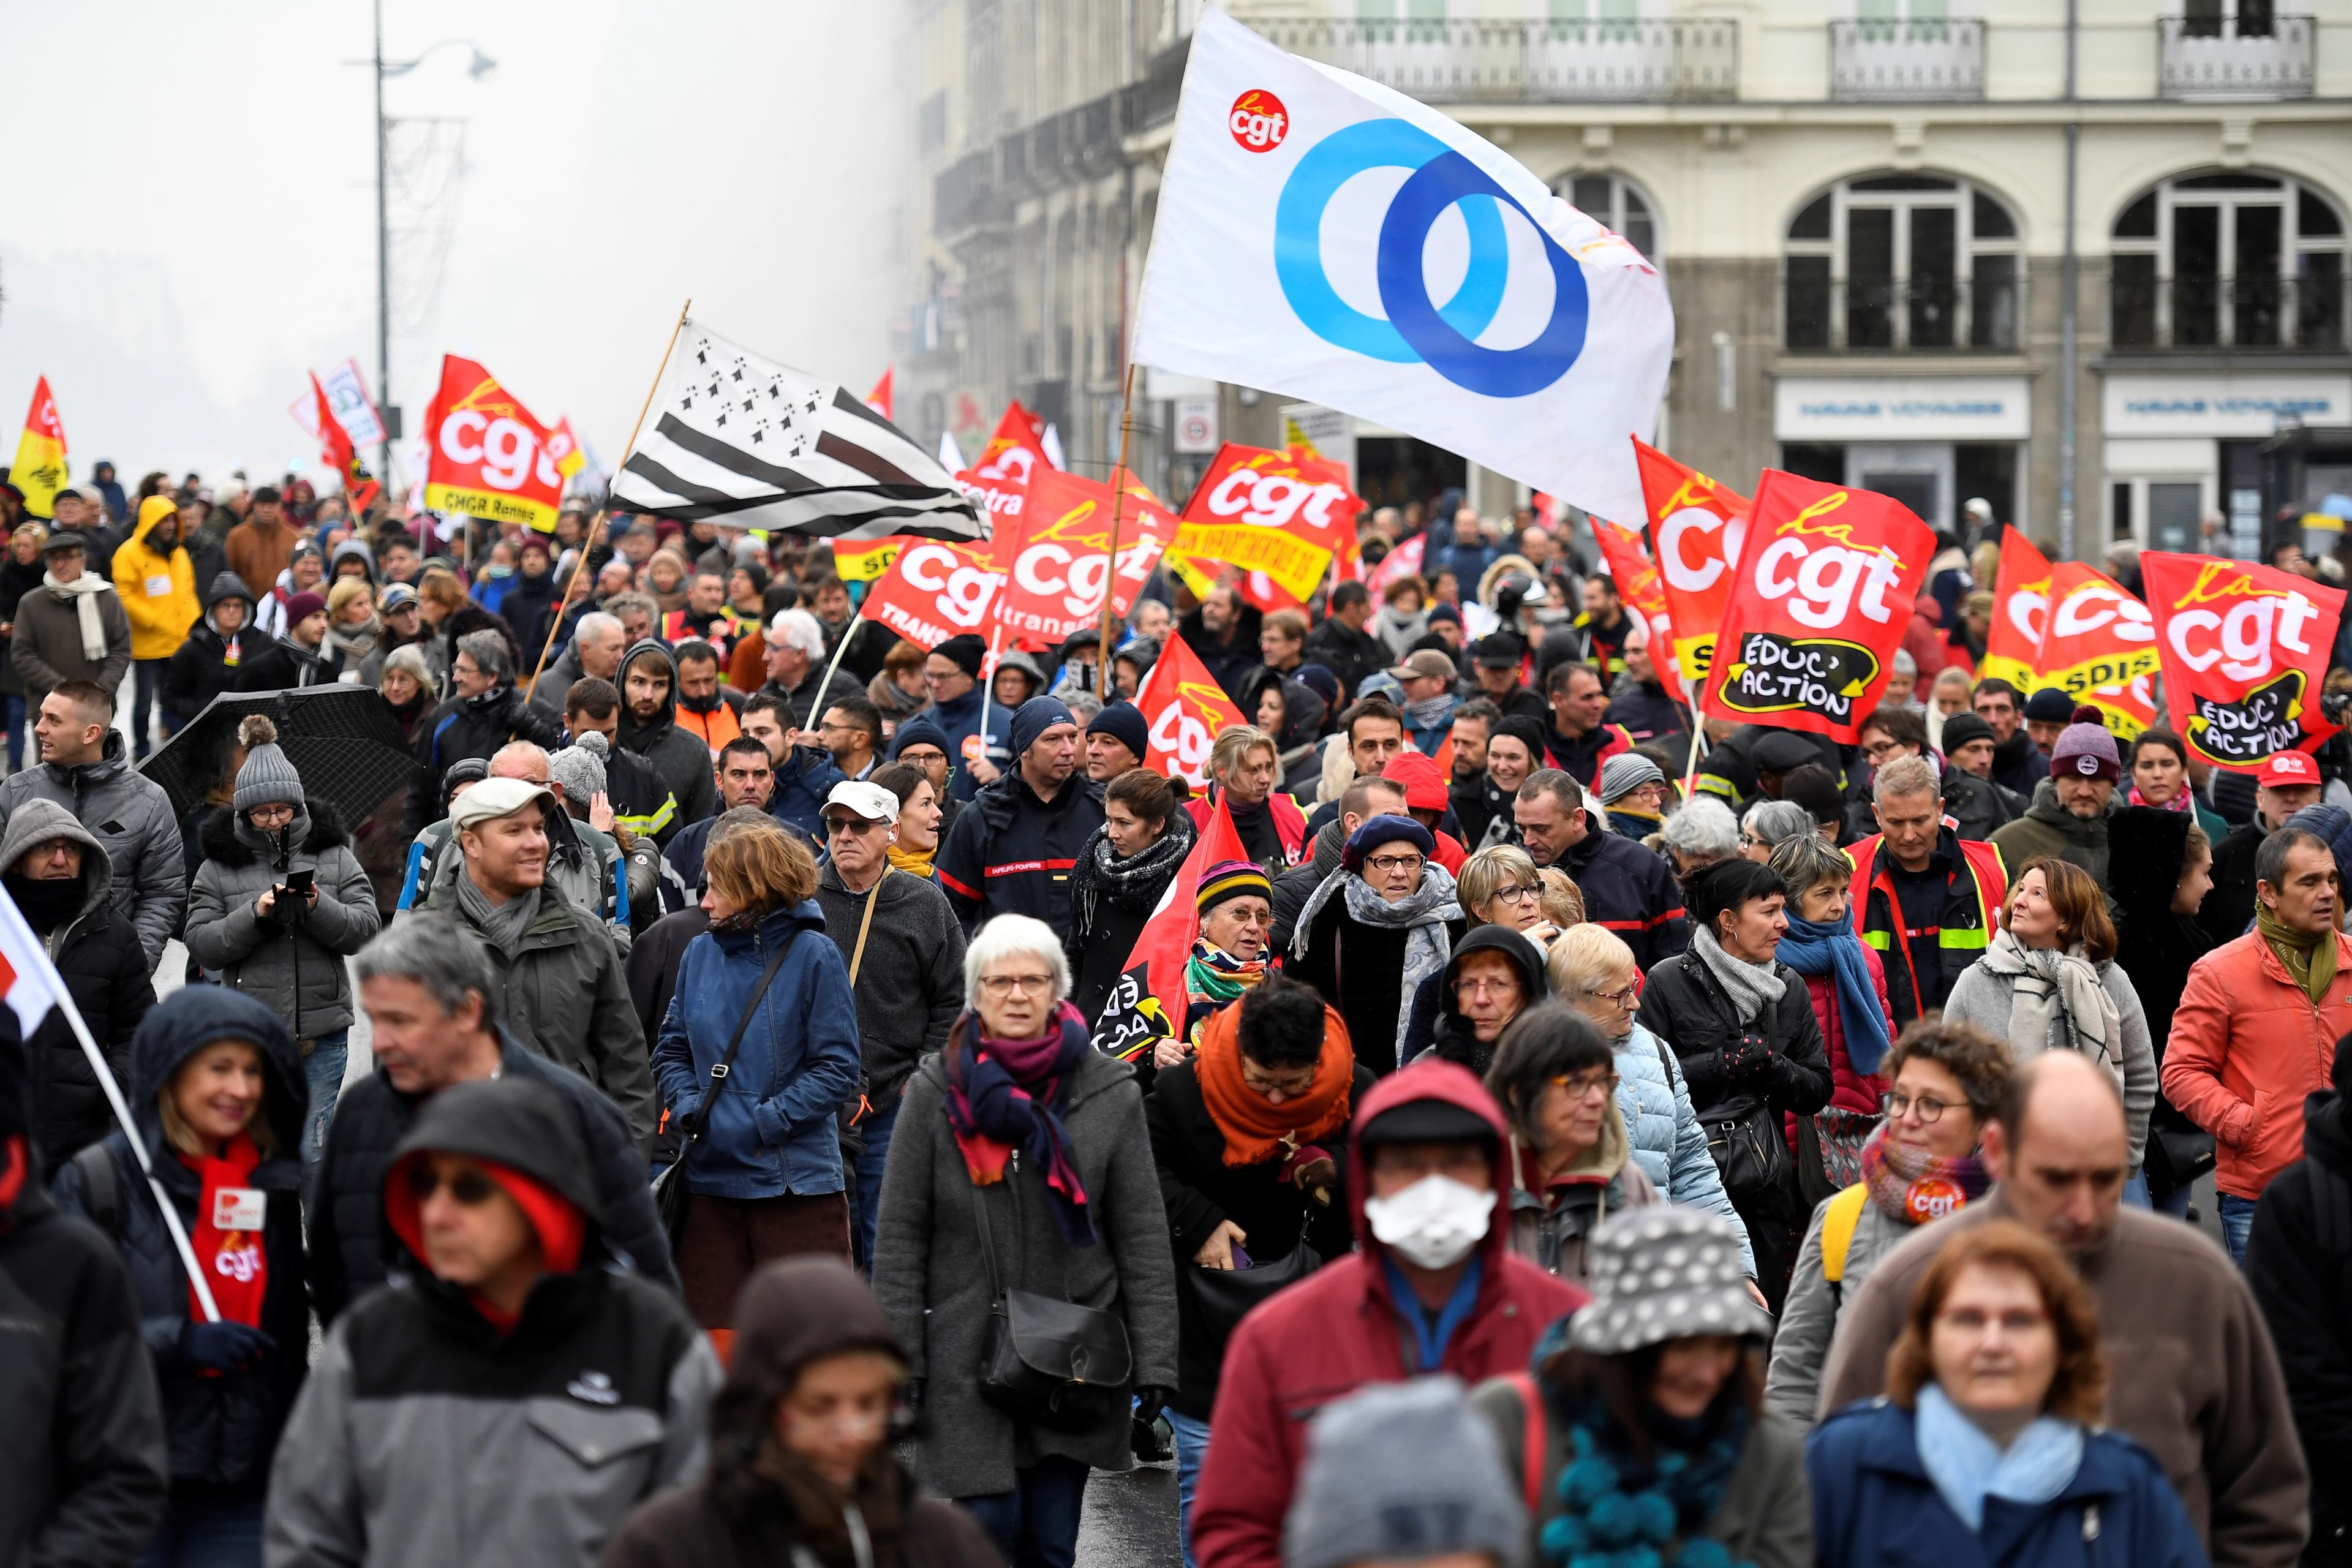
[1784, 955, 1893, 1154]
[1190, 1061, 1587, 1568]
[2162, 930, 2352, 1199]
[1186, 790, 1309, 868]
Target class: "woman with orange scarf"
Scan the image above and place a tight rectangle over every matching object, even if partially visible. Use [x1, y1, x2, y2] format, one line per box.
[1143, 973, 1370, 1568]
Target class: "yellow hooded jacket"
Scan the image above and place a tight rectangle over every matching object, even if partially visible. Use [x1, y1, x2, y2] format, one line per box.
[112, 495, 202, 660]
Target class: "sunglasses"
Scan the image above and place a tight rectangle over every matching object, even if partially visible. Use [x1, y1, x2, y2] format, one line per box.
[405, 1163, 499, 1207]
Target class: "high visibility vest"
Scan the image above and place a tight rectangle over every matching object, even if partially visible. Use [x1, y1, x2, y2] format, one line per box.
[1844, 832, 2007, 1017]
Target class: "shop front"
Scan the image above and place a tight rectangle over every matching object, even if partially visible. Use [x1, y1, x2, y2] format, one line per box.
[1772, 374, 2032, 532]
[2101, 371, 2352, 557]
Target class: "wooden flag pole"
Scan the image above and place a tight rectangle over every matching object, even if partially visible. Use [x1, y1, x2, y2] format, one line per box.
[524, 298, 690, 705]
[1096, 361, 1139, 702]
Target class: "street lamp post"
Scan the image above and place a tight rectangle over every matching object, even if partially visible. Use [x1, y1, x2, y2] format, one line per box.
[364, 11, 494, 486]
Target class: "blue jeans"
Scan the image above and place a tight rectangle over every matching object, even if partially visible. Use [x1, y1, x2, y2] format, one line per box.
[960, 1455, 1088, 1568]
[2155, 1181, 2194, 1220]
[1169, 1408, 1210, 1568]
[853, 1096, 900, 1274]
[138, 1492, 263, 1567]
[302, 1030, 350, 1184]
[2122, 1170, 2151, 1210]
[2219, 1191, 2259, 1268]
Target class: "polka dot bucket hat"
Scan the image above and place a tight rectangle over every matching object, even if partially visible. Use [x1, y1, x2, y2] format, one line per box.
[1566, 1205, 1775, 1356]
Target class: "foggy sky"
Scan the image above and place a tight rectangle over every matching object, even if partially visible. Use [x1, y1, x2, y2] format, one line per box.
[0, 0, 908, 492]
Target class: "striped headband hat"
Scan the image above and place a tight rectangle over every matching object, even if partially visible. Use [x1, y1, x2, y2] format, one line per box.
[1197, 859, 1272, 919]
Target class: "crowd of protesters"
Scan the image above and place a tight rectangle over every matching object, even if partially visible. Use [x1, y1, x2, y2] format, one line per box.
[3, 467, 2350, 1568]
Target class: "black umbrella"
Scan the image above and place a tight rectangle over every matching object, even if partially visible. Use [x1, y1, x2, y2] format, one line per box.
[141, 685, 425, 824]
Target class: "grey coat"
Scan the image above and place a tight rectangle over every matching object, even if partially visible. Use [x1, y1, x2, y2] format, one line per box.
[1941, 952, 2158, 1168]
[871, 1044, 1180, 1499]
[11, 576, 132, 699]
[423, 876, 660, 1145]
[185, 802, 382, 1038]
[1763, 1189, 1913, 1426]
[812, 861, 967, 1106]
[0, 729, 186, 968]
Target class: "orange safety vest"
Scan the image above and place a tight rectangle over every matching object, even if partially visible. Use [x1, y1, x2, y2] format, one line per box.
[1845, 831, 2008, 1023]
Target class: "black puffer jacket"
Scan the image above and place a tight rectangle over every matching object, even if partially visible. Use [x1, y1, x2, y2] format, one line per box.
[2108, 806, 2217, 1175]
[4, 798, 156, 1176]
[50, 988, 310, 1497]
[1415, 923, 1549, 1077]
[404, 682, 566, 835]
[161, 571, 255, 721]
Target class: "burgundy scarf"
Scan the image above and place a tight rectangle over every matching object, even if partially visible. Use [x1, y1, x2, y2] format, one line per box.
[942, 1002, 1096, 1247]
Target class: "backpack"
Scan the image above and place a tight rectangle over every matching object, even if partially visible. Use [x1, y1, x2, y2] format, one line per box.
[1819, 1183, 1871, 1310]
[70, 1140, 124, 1235]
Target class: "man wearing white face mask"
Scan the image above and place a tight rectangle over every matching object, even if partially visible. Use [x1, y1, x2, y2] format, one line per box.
[1191, 1058, 1587, 1568]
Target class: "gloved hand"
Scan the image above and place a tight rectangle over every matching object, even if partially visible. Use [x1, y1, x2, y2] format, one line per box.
[1719, 1033, 1776, 1081]
[1133, 1385, 1172, 1427]
[182, 1320, 274, 1373]
[1131, 1385, 1175, 1461]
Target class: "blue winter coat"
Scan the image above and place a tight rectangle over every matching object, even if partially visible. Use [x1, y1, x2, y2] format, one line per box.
[1808, 1399, 2209, 1568]
[50, 988, 310, 1492]
[653, 899, 862, 1200]
[929, 685, 1008, 803]
[1613, 1022, 1757, 1276]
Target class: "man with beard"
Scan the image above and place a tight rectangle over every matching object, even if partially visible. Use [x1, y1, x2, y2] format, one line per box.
[1539, 663, 1631, 788]
[1972, 677, 2049, 798]
[404, 629, 564, 837]
[1574, 573, 1634, 685]
[233, 589, 334, 692]
[1180, 583, 1264, 699]
[1444, 696, 1498, 829]
[617, 641, 721, 830]
[935, 695, 1106, 940]
[1600, 624, 1689, 760]
[111, 497, 198, 761]
[669, 639, 744, 755]
[564, 678, 682, 850]
[1300, 581, 1385, 702]
[1991, 706, 2122, 893]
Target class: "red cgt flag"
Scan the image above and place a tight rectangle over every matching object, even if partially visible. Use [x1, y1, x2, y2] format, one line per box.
[992, 467, 1178, 650]
[2142, 551, 2345, 769]
[1090, 794, 1250, 1060]
[1136, 631, 1246, 786]
[859, 537, 1005, 650]
[957, 401, 1054, 526]
[1173, 442, 1361, 609]
[1979, 529, 2054, 691]
[1635, 437, 1751, 690]
[1697, 470, 1936, 744]
[2036, 564, 2163, 739]
[421, 354, 563, 530]
[311, 373, 380, 518]
[1590, 513, 1679, 687]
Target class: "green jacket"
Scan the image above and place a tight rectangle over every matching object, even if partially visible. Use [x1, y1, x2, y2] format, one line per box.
[1989, 777, 2119, 891]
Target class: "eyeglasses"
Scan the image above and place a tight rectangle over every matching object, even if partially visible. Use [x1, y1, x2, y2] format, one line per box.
[1588, 982, 1640, 1010]
[1548, 1069, 1620, 1100]
[1240, 1060, 1318, 1099]
[979, 973, 1055, 997]
[1365, 853, 1425, 875]
[1492, 882, 1542, 905]
[1740, 831, 1769, 849]
[247, 804, 296, 827]
[1882, 1089, 1956, 1123]
[405, 1163, 499, 1207]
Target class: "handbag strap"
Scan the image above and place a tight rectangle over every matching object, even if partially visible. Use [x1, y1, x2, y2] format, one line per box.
[846, 869, 888, 986]
[679, 928, 799, 1139]
[965, 1165, 1007, 1307]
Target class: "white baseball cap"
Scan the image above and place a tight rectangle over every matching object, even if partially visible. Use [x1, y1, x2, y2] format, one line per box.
[448, 775, 552, 831]
[823, 780, 900, 824]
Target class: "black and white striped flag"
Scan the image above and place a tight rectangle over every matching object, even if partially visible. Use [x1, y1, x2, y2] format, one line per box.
[611, 320, 982, 543]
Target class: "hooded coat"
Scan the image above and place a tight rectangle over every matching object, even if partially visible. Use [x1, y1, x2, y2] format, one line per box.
[404, 679, 566, 836]
[1414, 924, 1550, 1077]
[1990, 778, 2120, 892]
[50, 989, 312, 1496]
[599, 1258, 1004, 1568]
[111, 497, 201, 661]
[265, 1079, 720, 1568]
[162, 571, 257, 720]
[185, 798, 382, 1039]
[2108, 806, 2218, 1183]
[869, 1025, 1180, 1499]
[617, 639, 721, 829]
[0, 727, 187, 968]
[1189, 1061, 1589, 1568]
[3, 799, 156, 1175]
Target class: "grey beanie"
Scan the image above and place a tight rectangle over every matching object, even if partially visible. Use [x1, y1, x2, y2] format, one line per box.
[232, 715, 304, 813]
[1595, 750, 1666, 807]
[1284, 1378, 1526, 1568]
[547, 730, 609, 805]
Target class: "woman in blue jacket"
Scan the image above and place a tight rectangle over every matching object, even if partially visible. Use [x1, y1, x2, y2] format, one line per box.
[653, 822, 861, 1328]
[1809, 1219, 2208, 1568]
[51, 987, 309, 1568]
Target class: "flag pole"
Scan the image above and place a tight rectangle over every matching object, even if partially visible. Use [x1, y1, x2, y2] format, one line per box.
[807, 597, 869, 723]
[526, 298, 691, 705]
[1096, 361, 1139, 702]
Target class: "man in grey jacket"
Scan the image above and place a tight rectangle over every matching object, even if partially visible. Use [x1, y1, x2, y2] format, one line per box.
[0, 680, 186, 968]
[10, 530, 131, 706]
[266, 1076, 717, 1568]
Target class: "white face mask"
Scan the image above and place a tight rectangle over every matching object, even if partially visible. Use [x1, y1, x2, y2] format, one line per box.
[1362, 1173, 1496, 1271]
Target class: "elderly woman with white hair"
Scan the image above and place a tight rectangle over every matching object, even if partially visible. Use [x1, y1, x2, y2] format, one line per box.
[1660, 794, 1740, 886]
[872, 913, 1180, 1568]
[1741, 799, 1817, 862]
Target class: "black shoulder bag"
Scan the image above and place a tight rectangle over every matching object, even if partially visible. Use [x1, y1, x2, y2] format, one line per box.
[652, 931, 799, 1251]
[967, 1165, 1134, 1431]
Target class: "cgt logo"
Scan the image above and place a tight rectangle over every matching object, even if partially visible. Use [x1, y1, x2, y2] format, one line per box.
[1201, 462, 1353, 532]
[1229, 89, 1289, 153]
[897, 543, 1002, 630]
[2163, 576, 2323, 682]
[1747, 496, 1907, 631]
[1147, 682, 1231, 779]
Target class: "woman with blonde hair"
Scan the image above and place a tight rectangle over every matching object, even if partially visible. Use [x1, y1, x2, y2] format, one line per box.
[1457, 843, 1562, 947]
[653, 824, 864, 1326]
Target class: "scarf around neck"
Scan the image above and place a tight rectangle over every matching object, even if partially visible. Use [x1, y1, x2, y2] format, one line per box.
[1292, 862, 1461, 1054]
[1535, 1357, 1758, 1568]
[942, 1003, 1096, 1247]
[885, 841, 935, 878]
[1186, 937, 1268, 1030]
[1193, 995, 1352, 1166]
[1977, 930, 2120, 1077]
[2127, 783, 2192, 815]
[43, 570, 110, 662]
[1691, 924, 1785, 1025]
[1858, 1122, 1991, 1227]
[2257, 902, 2339, 1005]
[456, 871, 541, 956]
[1914, 1382, 2084, 1532]
[1774, 911, 1893, 1074]
[1068, 812, 1196, 930]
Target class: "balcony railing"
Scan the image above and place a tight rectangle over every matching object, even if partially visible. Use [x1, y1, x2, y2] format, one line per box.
[2158, 13, 2313, 99]
[1828, 17, 1985, 101]
[1784, 272, 2022, 353]
[1243, 16, 1740, 103]
[2110, 271, 2346, 350]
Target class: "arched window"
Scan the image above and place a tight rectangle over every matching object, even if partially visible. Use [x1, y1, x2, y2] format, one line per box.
[1555, 170, 1659, 263]
[1782, 173, 2021, 351]
[2110, 171, 2346, 349]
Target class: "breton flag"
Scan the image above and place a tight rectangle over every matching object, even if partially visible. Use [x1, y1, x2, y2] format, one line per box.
[611, 319, 982, 545]
[1131, 11, 1674, 526]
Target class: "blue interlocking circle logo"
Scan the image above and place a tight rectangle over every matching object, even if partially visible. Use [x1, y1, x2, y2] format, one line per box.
[1272, 118, 1588, 398]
